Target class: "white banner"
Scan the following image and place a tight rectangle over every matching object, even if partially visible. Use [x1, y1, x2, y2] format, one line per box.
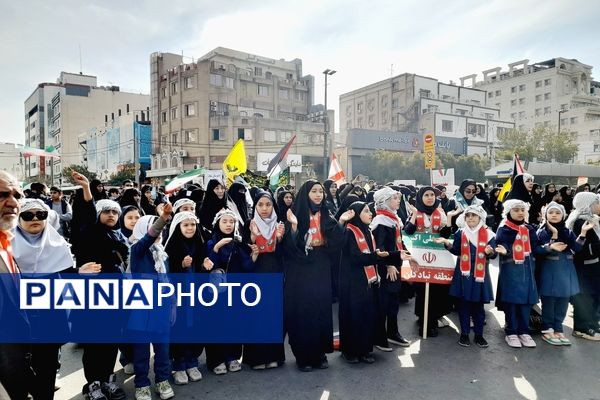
[202, 170, 224, 189]
[430, 168, 455, 187]
[256, 152, 302, 173]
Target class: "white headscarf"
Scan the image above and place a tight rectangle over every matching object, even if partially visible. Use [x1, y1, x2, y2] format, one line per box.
[566, 192, 600, 237]
[252, 198, 278, 240]
[12, 199, 73, 274]
[165, 212, 199, 247]
[457, 205, 493, 246]
[173, 198, 195, 213]
[130, 215, 168, 273]
[95, 199, 121, 217]
[371, 187, 402, 230]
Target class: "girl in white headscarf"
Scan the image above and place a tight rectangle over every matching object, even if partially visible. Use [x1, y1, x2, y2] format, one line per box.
[565, 192, 600, 341]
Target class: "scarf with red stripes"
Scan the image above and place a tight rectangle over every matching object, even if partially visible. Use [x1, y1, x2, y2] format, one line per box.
[504, 220, 531, 264]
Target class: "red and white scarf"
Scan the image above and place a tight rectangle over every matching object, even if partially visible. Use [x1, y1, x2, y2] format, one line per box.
[308, 211, 324, 247]
[415, 209, 443, 233]
[347, 224, 380, 285]
[504, 220, 531, 264]
[256, 230, 277, 254]
[460, 226, 490, 282]
[373, 209, 404, 251]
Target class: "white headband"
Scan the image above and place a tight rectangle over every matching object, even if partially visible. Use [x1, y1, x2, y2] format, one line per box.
[173, 198, 196, 213]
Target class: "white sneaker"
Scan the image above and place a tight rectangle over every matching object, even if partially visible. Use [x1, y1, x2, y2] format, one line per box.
[505, 334, 522, 348]
[135, 386, 151, 400]
[173, 370, 188, 385]
[438, 317, 450, 328]
[155, 380, 174, 400]
[227, 360, 242, 372]
[518, 334, 537, 348]
[375, 345, 393, 352]
[124, 363, 135, 375]
[213, 363, 227, 375]
[186, 367, 202, 382]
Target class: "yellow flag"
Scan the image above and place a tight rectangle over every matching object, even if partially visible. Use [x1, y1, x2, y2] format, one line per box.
[223, 139, 247, 185]
[498, 177, 511, 201]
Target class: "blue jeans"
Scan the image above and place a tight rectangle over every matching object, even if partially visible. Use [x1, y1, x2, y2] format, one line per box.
[133, 343, 170, 388]
[171, 344, 201, 371]
[458, 300, 485, 336]
[504, 303, 531, 335]
[541, 296, 569, 333]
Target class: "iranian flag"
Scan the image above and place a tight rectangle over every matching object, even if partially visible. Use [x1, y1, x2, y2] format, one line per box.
[20, 145, 61, 159]
[165, 168, 205, 194]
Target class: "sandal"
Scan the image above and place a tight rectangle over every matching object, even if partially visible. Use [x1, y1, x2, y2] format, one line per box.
[213, 363, 227, 375]
[555, 333, 571, 346]
[541, 333, 562, 346]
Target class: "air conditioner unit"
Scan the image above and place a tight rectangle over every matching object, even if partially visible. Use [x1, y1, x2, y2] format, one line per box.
[178, 150, 188, 157]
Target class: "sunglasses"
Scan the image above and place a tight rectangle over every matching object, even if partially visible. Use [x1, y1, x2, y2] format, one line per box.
[463, 189, 476, 194]
[20, 210, 48, 221]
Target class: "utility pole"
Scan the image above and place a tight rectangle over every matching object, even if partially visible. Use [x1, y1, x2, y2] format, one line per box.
[322, 69, 336, 179]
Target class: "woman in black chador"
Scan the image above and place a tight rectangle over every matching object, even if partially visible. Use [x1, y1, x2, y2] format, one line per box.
[339, 201, 401, 364]
[283, 180, 354, 372]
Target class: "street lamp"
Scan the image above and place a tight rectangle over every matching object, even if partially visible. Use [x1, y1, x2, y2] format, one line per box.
[323, 69, 336, 178]
[558, 108, 568, 133]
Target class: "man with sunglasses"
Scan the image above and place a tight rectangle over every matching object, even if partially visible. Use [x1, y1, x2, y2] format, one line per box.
[45, 186, 72, 238]
[0, 171, 33, 400]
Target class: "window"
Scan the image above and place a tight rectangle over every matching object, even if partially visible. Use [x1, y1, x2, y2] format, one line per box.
[254, 67, 262, 76]
[594, 144, 600, 153]
[286, 73, 293, 80]
[279, 88, 289, 99]
[346, 120, 352, 129]
[544, 93, 551, 100]
[535, 108, 541, 117]
[171, 133, 178, 145]
[560, 118, 567, 125]
[419, 89, 431, 98]
[511, 86, 517, 93]
[510, 113, 516, 119]
[264, 130, 277, 142]
[161, 111, 167, 123]
[210, 74, 222, 86]
[357, 117, 363, 128]
[497, 127, 509, 136]
[544, 79, 551, 86]
[485, 113, 494, 119]
[170, 107, 178, 120]
[294, 91, 305, 101]
[184, 77, 194, 89]
[161, 87, 166, 98]
[224, 77, 234, 89]
[368, 115, 374, 127]
[357, 103, 363, 113]
[184, 104, 195, 117]
[161, 136, 167, 147]
[467, 123, 485, 137]
[519, 84, 526, 91]
[392, 82, 399, 91]
[535, 81, 542, 88]
[511, 99, 517, 106]
[184, 130, 196, 143]
[519, 98, 525, 105]
[170, 81, 178, 94]
[519, 111, 525, 119]
[560, 103, 568, 110]
[495, 90, 501, 96]
[427, 104, 438, 113]
[280, 131, 292, 142]
[571, 117, 578, 124]
[442, 120, 453, 132]
[212, 129, 223, 141]
[544, 106, 551, 114]
[392, 99, 399, 108]
[488, 92, 493, 98]
[238, 128, 245, 140]
[258, 84, 269, 96]
[535, 94, 542, 101]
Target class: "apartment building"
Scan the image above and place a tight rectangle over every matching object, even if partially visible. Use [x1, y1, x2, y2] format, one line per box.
[0, 143, 25, 181]
[461, 58, 600, 163]
[24, 72, 149, 184]
[339, 74, 514, 175]
[148, 47, 331, 180]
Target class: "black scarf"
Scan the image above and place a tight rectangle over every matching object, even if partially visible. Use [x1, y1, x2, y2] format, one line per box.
[199, 180, 227, 229]
[293, 180, 336, 241]
[506, 175, 533, 203]
[415, 186, 440, 215]
[346, 201, 375, 252]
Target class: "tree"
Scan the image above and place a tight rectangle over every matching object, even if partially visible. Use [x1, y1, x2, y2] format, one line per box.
[61, 164, 97, 185]
[361, 151, 489, 185]
[497, 127, 578, 163]
[107, 163, 136, 186]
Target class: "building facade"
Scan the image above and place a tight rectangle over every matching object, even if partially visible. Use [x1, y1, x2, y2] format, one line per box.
[78, 112, 152, 181]
[339, 74, 514, 175]
[461, 58, 600, 163]
[148, 47, 332, 181]
[0, 143, 25, 181]
[24, 72, 149, 184]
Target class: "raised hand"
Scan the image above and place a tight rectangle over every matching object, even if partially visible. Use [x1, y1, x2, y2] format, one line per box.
[250, 244, 259, 261]
[339, 209, 355, 224]
[182, 255, 193, 268]
[286, 208, 298, 226]
[160, 202, 173, 221]
[71, 170, 90, 187]
[214, 237, 233, 252]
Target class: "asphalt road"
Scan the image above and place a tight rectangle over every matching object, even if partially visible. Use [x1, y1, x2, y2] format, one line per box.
[54, 263, 600, 400]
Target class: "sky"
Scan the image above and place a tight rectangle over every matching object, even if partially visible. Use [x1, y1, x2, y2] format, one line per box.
[2, 0, 600, 145]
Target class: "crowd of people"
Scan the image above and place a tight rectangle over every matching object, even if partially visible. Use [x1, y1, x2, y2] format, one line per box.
[0, 169, 599, 400]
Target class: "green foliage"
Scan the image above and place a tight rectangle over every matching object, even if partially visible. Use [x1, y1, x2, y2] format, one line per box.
[497, 127, 578, 163]
[107, 163, 136, 186]
[361, 151, 489, 185]
[61, 164, 97, 185]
